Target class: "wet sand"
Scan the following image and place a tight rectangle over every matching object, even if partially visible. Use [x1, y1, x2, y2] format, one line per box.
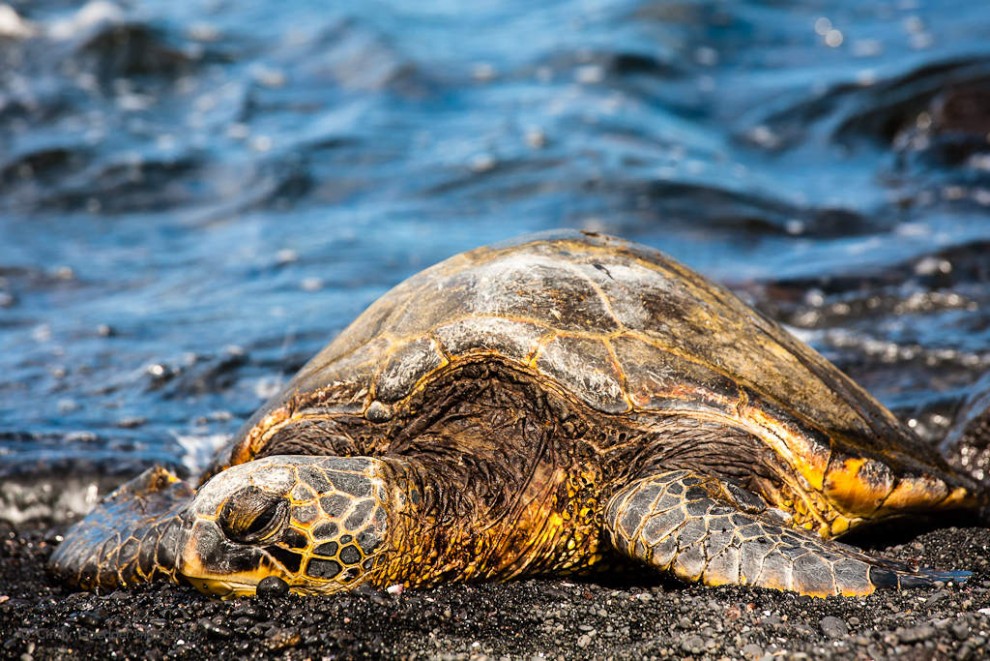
[3, 520, 990, 660]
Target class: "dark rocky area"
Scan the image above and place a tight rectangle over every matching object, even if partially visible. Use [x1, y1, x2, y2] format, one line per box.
[3, 520, 990, 660]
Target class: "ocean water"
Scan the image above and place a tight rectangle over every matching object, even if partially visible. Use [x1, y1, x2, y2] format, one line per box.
[2, 0, 989, 520]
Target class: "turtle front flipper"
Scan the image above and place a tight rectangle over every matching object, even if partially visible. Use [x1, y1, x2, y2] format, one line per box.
[604, 469, 971, 597]
[50, 466, 194, 591]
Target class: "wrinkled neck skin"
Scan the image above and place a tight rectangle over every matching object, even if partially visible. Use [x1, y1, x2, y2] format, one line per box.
[374, 453, 604, 590]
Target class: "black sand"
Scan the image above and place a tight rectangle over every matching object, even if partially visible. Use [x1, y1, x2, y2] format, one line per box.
[4, 520, 990, 659]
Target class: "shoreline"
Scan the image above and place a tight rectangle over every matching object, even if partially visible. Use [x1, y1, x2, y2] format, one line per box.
[3, 521, 990, 659]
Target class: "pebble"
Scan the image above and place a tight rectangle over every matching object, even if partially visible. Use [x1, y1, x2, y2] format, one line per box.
[198, 617, 232, 639]
[264, 628, 301, 651]
[256, 576, 290, 598]
[75, 608, 106, 628]
[680, 634, 705, 655]
[741, 643, 763, 660]
[820, 615, 848, 639]
[897, 624, 936, 643]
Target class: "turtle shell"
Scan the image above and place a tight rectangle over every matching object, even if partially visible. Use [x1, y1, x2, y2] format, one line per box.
[215, 230, 950, 503]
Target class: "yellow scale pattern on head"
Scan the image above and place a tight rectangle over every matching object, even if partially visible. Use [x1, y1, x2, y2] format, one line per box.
[279, 467, 384, 591]
[182, 460, 389, 597]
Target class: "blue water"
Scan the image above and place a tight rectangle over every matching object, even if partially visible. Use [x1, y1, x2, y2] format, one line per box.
[2, 0, 990, 515]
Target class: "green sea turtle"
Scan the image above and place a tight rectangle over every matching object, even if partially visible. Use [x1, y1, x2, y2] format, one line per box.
[51, 231, 987, 598]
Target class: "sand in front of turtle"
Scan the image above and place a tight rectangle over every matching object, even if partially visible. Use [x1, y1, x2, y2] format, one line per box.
[4, 519, 990, 659]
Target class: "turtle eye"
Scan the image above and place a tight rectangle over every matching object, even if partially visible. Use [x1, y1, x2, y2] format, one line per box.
[219, 486, 288, 544]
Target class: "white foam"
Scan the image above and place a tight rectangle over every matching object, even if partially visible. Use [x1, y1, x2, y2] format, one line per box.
[0, 478, 102, 524]
[175, 432, 231, 478]
[48, 1, 124, 41]
[0, 4, 36, 39]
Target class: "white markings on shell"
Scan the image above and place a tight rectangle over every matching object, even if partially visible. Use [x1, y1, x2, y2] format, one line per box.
[460, 253, 618, 332]
[298, 336, 392, 390]
[573, 260, 661, 330]
[434, 316, 544, 362]
[535, 335, 629, 413]
[373, 336, 447, 403]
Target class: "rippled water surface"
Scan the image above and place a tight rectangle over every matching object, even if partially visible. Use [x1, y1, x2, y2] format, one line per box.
[2, 0, 990, 518]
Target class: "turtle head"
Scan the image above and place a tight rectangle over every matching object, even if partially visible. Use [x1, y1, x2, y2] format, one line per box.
[178, 456, 389, 597]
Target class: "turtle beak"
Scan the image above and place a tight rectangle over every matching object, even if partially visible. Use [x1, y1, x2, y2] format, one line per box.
[175, 518, 278, 597]
[173, 467, 294, 597]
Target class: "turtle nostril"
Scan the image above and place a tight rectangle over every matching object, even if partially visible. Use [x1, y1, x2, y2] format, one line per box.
[219, 486, 288, 543]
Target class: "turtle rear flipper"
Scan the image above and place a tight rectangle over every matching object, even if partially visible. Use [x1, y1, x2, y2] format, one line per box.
[604, 469, 971, 597]
[50, 466, 193, 591]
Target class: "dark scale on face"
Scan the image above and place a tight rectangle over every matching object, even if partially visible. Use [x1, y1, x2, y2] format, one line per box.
[313, 522, 338, 539]
[314, 541, 338, 557]
[266, 546, 302, 573]
[344, 499, 373, 529]
[684, 484, 709, 500]
[282, 528, 308, 550]
[307, 558, 341, 579]
[305, 469, 333, 494]
[329, 473, 373, 498]
[339, 544, 362, 565]
[340, 534, 353, 544]
[320, 494, 350, 517]
[199, 535, 260, 574]
[357, 531, 379, 553]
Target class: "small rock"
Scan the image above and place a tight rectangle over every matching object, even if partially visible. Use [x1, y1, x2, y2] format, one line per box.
[256, 576, 290, 598]
[820, 616, 848, 639]
[952, 620, 971, 640]
[680, 634, 705, 655]
[576, 634, 592, 649]
[897, 624, 936, 644]
[741, 643, 763, 660]
[264, 628, 301, 651]
[77, 608, 106, 628]
[117, 417, 146, 429]
[198, 617, 232, 639]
